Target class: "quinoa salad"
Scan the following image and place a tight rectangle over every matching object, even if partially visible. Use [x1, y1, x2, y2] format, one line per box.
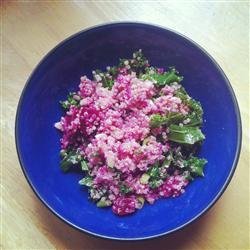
[54, 50, 207, 216]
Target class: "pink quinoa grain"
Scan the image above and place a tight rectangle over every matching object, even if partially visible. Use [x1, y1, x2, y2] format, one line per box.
[55, 53, 206, 216]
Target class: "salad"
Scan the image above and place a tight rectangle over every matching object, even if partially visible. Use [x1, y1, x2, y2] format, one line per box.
[54, 50, 207, 216]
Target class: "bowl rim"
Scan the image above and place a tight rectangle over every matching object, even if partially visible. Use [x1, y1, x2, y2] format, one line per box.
[15, 21, 242, 241]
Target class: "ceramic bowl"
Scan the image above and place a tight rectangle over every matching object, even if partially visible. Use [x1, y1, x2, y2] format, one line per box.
[15, 22, 241, 240]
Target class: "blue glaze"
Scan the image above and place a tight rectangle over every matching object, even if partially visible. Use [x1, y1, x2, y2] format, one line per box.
[15, 22, 241, 240]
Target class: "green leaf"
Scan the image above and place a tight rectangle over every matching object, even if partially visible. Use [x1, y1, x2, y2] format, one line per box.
[175, 90, 204, 127]
[182, 170, 194, 181]
[149, 114, 165, 127]
[149, 179, 163, 189]
[147, 164, 160, 179]
[79, 176, 93, 187]
[188, 99, 203, 115]
[60, 92, 80, 110]
[60, 149, 67, 157]
[60, 158, 72, 172]
[102, 76, 114, 89]
[168, 124, 205, 144]
[119, 184, 131, 194]
[150, 112, 185, 128]
[96, 198, 112, 207]
[144, 68, 183, 86]
[185, 112, 203, 127]
[93, 69, 115, 89]
[81, 160, 89, 171]
[60, 150, 80, 172]
[162, 153, 173, 167]
[108, 66, 118, 76]
[184, 157, 207, 177]
[130, 50, 148, 72]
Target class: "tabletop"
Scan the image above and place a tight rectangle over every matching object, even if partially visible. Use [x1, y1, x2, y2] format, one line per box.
[1, 1, 249, 249]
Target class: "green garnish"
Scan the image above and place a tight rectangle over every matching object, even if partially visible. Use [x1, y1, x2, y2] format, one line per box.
[60, 150, 82, 172]
[147, 163, 160, 179]
[78, 176, 93, 187]
[150, 112, 185, 128]
[96, 197, 112, 207]
[81, 160, 89, 171]
[175, 90, 203, 126]
[168, 124, 205, 144]
[143, 67, 183, 86]
[60, 150, 88, 173]
[149, 179, 163, 189]
[184, 156, 207, 177]
[119, 184, 131, 194]
[60, 92, 80, 110]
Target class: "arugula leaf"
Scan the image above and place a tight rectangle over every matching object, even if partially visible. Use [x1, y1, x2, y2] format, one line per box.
[168, 124, 205, 144]
[150, 112, 185, 128]
[79, 176, 93, 187]
[184, 157, 207, 176]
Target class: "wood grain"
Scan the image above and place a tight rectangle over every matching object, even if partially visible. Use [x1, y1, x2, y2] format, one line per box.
[1, 1, 249, 249]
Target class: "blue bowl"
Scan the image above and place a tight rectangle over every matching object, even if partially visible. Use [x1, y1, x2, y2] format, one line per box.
[15, 22, 241, 240]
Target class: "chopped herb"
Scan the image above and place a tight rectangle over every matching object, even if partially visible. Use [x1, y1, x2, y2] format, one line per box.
[184, 156, 207, 177]
[60, 92, 80, 110]
[81, 160, 89, 171]
[162, 153, 173, 167]
[143, 67, 183, 86]
[182, 170, 194, 181]
[149, 179, 163, 189]
[60, 150, 81, 172]
[97, 197, 112, 207]
[119, 184, 131, 194]
[79, 176, 93, 187]
[147, 164, 160, 179]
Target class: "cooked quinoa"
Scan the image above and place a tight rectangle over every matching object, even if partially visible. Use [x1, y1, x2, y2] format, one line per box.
[55, 50, 207, 216]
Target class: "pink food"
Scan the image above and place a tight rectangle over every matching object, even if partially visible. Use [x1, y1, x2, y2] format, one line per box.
[55, 66, 193, 215]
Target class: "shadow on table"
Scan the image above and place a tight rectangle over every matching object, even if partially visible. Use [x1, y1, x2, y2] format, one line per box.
[33, 197, 217, 250]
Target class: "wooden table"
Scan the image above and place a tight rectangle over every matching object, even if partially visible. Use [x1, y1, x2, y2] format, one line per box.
[1, 2, 249, 249]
